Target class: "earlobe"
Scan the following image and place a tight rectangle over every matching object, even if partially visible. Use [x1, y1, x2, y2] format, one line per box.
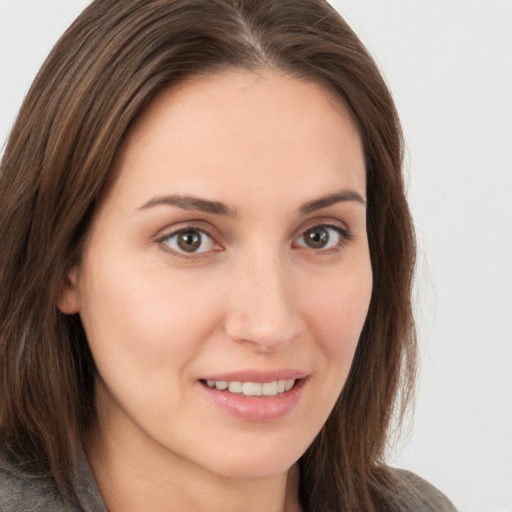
[57, 267, 81, 314]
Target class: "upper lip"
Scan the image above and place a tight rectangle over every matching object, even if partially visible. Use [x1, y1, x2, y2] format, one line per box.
[200, 369, 309, 383]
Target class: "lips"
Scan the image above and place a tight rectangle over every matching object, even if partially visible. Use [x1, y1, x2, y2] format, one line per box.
[198, 370, 308, 422]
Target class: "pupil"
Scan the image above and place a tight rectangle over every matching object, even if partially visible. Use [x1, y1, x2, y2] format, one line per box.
[305, 228, 329, 249]
[177, 231, 201, 252]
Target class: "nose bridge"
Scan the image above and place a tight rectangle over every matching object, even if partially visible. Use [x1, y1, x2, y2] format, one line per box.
[224, 245, 300, 350]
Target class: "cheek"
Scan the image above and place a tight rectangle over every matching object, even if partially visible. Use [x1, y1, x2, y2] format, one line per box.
[304, 261, 372, 362]
[78, 259, 221, 384]
[310, 268, 372, 342]
[292, 259, 372, 439]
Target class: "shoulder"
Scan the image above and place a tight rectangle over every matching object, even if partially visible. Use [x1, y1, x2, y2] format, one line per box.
[0, 453, 82, 512]
[385, 467, 458, 512]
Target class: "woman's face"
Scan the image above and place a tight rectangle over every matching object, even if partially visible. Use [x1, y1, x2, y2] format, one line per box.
[60, 69, 372, 479]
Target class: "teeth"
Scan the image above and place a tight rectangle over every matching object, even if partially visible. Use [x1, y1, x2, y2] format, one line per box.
[205, 379, 296, 396]
[242, 382, 261, 396]
[215, 380, 228, 390]
[262, 381, 278, 396]
[228, 381, 243, 393]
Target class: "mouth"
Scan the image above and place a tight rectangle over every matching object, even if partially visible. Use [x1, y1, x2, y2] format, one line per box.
[199, 375, 306, 422]
[200, 378, 297, 397]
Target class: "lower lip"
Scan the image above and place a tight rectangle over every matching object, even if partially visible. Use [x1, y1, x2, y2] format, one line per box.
[199, 379, 306, 423]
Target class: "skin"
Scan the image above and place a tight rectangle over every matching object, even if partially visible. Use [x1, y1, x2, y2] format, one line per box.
[59, 69, 372, 512]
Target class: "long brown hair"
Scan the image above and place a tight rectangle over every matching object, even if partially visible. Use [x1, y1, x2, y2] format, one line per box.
[0, 1, 416, 510]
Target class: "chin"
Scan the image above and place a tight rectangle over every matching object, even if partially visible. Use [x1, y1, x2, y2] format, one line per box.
[195, 434, 309, 480]
[212, 458, 297, 480]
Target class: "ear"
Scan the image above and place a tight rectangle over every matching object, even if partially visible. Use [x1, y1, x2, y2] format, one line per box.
[57, 267, 81, 314]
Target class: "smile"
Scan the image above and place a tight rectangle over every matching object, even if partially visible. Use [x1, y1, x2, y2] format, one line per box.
[199, 375, 306, 422]
[205, 379, 296, 396]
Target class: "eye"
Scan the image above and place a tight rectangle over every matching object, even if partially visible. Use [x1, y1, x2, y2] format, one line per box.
[294, 225, 349, 251]
[161, 228, 218, 255]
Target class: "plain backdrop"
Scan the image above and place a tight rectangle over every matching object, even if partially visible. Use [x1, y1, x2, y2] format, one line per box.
[1, 1, 511, 511]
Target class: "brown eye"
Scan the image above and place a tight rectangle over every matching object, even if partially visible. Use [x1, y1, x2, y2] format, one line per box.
[177, 231, 202, 252]
[303, 227, 330, 249]
[163, 228, 216, 254]
[295, 225, 346, 251]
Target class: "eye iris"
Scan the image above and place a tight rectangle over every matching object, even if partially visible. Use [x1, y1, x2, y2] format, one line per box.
[304, 227, 329, 249]
[177, 231, 202, 252]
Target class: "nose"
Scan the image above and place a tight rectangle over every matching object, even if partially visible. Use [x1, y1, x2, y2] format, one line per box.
[223, 249, 302, 352]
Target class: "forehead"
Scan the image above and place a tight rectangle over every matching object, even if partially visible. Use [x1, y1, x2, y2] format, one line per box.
[109, 69, 366, 208]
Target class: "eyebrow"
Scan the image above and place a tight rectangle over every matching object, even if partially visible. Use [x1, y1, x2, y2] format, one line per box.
[299, 189, 366, 214]
[138, 188, 365, 217]
[138, 195, 238, 217]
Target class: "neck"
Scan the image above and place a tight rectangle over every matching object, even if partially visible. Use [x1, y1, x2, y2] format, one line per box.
[86, 417, 302, 512]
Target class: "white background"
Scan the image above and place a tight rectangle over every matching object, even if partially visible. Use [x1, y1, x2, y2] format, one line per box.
[1, 1, 511, 511]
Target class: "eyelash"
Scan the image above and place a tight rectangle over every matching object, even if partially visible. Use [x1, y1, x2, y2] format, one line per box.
[293, 223, 354, 254]
[157, 226, 221, 259]
[157, 222, 353, 259]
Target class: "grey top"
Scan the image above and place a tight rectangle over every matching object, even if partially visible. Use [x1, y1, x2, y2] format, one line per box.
[0, 456, 106, 512]
[0, 454, 456, 512]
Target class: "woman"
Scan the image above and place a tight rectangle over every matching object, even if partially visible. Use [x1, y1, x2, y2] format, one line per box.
[0, 1, 456, 510]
